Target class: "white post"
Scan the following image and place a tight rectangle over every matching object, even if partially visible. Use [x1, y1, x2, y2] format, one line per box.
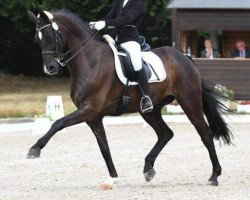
[32, 96, 65, 135]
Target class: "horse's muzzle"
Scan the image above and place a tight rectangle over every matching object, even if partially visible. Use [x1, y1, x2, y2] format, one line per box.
[44, 60, 59, 75]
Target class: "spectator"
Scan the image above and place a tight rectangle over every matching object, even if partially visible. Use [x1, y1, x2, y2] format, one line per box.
[201, 38, 220, 59]
[231, 40, 250, 58]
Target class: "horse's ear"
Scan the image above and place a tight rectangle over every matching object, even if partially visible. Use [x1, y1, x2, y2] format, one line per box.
[39, 11, 53, 23]
[27, 10, 39, 24]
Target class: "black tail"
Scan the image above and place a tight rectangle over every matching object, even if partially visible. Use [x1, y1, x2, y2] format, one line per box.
[201, 79, 232, 145]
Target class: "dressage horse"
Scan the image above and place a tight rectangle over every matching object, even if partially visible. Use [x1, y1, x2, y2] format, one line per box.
[27, 10, 232, 187]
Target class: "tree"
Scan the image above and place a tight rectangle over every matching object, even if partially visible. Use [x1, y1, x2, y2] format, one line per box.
[0, 0, 171, 76]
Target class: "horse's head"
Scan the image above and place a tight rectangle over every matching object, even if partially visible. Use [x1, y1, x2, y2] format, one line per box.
[28, 10, 65, 75]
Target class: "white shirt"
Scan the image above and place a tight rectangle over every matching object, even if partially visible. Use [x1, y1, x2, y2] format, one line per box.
[206, 48, 214, 59]
[240, 50, 246, 58]
[123, 0, 129, 7]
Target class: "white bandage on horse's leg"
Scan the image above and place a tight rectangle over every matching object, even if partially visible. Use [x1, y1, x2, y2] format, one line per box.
[104, 177, 119, 185]
[121, 41, 142, 71]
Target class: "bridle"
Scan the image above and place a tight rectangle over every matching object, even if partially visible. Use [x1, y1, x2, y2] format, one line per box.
[36, 21, 99, 66]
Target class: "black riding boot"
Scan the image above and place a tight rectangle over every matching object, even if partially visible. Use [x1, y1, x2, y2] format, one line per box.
[136, 68, 153, 113]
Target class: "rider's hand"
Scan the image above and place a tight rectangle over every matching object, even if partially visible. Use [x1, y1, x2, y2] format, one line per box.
[93, 21, 106, 31]
[89, 21, 96, 30]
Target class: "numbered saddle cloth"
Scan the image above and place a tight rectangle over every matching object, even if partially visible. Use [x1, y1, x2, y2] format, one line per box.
[103, 35, 166, 86]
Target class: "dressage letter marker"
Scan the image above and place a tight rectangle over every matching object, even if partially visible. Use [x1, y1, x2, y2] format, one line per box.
[46, 96, 64, 121]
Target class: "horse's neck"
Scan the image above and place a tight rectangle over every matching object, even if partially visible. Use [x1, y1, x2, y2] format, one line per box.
[66, 29, 107, 84]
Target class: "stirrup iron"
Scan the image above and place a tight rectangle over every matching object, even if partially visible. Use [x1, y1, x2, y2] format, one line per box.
[140, 96, 153, 113]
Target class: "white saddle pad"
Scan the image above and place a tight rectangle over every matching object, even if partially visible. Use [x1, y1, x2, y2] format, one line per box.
[103, 35, 166, 86]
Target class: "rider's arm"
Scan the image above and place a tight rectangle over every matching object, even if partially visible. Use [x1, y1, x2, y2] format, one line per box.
[105, 1, 145, 27]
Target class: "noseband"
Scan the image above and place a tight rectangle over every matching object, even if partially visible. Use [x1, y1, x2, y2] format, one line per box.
[37, 21, 98, 66]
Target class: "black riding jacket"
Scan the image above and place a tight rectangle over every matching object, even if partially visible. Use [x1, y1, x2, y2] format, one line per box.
[104, 0, 146, 44]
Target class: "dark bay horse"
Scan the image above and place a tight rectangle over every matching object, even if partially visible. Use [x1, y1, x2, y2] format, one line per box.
[27, 10, 232, 187]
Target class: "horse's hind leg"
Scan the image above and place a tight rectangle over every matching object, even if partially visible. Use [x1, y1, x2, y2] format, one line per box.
[140, 105, 174, 182]
[176, 90, 221, 186]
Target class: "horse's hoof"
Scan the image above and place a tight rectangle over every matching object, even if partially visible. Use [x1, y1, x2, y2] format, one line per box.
[207, 180, 219, 186]
[144, 168, 156, 182]
[27, 149, 41, 159]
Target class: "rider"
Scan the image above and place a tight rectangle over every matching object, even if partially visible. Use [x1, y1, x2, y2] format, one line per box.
[90, 0, 153, 113]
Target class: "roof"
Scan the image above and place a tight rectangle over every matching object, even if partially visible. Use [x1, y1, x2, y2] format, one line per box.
[168, 0, 250, 9]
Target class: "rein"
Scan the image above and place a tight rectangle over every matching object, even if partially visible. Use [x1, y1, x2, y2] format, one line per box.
[58, 30, 99, 66]
[37, 22, 99, 66]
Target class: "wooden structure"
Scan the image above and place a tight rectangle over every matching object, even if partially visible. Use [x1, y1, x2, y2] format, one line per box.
[168, 0, 250, 100]
[194, 59, 250, 100]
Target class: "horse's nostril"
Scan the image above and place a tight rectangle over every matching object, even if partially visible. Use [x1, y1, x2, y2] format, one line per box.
[49, 66, 55, 72]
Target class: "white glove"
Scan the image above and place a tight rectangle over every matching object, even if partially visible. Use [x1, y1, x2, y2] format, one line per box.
[93, 21, 106, 31]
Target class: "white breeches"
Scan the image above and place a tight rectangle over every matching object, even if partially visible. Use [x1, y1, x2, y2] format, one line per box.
[121, 41, 142, 71]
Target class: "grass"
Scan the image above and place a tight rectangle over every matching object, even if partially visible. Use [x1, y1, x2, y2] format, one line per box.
[0, 73, 76, 118]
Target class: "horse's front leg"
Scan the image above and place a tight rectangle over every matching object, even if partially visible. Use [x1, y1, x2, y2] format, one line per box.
[27, 108, 94, 159]
[87, 118, 119, 189]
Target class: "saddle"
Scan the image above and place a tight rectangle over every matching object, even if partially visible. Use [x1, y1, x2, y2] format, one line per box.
[103, 34, 166, 116]
[103, 34, 166, 86]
